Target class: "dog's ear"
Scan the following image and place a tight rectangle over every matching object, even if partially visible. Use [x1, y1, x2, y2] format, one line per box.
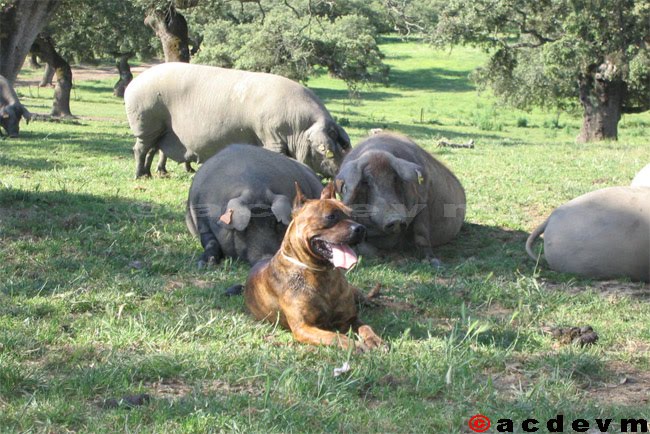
[293, 182, 306, 210]
[320, 181, 336, 200]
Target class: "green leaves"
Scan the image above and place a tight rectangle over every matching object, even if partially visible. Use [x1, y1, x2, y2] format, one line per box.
[190, 1, 388, 91]
[430, 0, 650, 116]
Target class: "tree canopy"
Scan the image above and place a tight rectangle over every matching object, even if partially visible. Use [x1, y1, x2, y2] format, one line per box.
[43, 0, 155, 63]
[40, 0, 390, 92]
[185, 0, 389, 90]
[424, 0, 650, 141]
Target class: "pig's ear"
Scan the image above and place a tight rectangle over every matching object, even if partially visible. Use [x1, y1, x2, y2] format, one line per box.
[335, 124, 351, 151]
[320, 182, 337, 200]
[221, 197, 251, 231]
[269, 193, 292, 225]
[334, 179, 345, 195]
[293, 182, 306, 210]
[336, 159, 364, 199]
[388, 155, 424, 185]
[20, 105, 32, 124]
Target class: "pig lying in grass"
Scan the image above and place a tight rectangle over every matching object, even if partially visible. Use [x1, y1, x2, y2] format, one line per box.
[335, 132, 466, 258]
[186, 145, 323, 266]
[526, 186, 650, 282]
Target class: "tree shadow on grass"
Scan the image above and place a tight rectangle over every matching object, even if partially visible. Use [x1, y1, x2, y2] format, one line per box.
[311, 86, 399, 103]
[0, 153, 55, 171]
[345, 223, 534, 343]
[74, 81, 114, 94]
[350, 120, 507, 144]
[389, 68, 475, 92]
[0, 187, 188, 297]
[8, 130, 132, 159]
[436, 223, 530, 273]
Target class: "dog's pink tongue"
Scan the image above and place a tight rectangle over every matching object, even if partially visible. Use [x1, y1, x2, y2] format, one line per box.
[331, 244, 358, 270]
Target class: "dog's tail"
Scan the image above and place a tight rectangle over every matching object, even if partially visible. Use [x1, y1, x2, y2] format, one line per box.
[525, 217, 549, 261]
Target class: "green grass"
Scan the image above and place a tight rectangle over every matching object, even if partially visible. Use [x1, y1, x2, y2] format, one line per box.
[2, 37, 650, 433]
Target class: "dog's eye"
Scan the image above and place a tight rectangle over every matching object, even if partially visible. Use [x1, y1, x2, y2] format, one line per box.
[326, 213, 337, 221]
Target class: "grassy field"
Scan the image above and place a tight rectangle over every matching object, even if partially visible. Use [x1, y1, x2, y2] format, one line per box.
[2, 37, 650, 433]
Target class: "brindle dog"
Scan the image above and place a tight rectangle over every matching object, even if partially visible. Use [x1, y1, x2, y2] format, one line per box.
[244, 182, 384, 350]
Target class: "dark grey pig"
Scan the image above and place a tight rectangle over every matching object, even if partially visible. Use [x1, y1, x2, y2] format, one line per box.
[335, 132, 466, 258]
[0, 75, 31, 137]
[186, 144, 323, 266]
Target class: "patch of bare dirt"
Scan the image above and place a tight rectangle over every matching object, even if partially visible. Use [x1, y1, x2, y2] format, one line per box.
[480, 302, 514, 320]
[541, 279, 650, 299]
[587, 280, 650, 299]
[163, 278, 215, 292]
[148, 378, 263, 400]
[16, 62, 161, 87]
[490, 360, 534, 396]
[525, 204, 552, 230]
[489, 358, 650, 407]
[587, 361, 650, 406]
[591, 177, 611, 185]
[361, 284, 425, 314]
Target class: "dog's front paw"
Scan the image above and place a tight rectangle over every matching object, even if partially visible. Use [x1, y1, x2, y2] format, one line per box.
[358, 325, 387, 352]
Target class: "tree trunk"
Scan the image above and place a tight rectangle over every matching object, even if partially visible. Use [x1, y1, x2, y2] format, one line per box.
[113, 53, 133, 98]
[0, 0, 59, 82]
[39, 62, 54, 87]
[31, 34, 73, 117]
[144, 6, 190, 63]
[577, 71, 624, 143]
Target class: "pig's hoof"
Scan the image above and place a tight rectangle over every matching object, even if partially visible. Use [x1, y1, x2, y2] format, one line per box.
[224, 284, 244, 296]
[422, 257, 443, 269]
[197, 255, 218, 269]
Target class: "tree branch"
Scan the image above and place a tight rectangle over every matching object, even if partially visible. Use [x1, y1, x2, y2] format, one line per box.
[283, 0, 301, 18]
[622, 106, 649, 114]
[512, 6, 557, 46]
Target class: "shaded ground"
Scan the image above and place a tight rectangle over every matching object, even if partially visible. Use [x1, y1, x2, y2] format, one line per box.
[15, 62, 161, 87]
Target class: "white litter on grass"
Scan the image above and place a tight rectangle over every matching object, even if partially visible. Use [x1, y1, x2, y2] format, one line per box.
[333, 362, 351, 377]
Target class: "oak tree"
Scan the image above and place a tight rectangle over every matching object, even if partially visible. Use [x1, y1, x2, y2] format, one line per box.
[428, 0, 650, 142]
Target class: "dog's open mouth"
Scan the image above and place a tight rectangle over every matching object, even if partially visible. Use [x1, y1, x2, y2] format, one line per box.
[311, 238, 358, 270]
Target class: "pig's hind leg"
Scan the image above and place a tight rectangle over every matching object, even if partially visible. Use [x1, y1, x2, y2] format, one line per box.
[134, 138, 154, 178]
[198, 231, 223, 268]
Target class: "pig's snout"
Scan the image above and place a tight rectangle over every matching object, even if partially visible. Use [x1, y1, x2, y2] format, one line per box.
[382, 217, 407, 234]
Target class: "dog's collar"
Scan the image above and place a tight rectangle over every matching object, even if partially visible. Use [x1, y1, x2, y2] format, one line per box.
[280, 252, 328, 272]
